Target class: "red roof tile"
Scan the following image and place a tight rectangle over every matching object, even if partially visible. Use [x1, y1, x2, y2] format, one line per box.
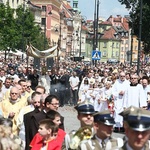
[101, 21, 112, 25]
[101, 27, 119, 40]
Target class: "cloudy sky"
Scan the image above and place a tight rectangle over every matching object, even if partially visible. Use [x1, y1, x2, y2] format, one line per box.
[75, 0, 129, 20]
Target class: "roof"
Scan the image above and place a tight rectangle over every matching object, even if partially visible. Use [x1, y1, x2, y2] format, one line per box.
[101, 27, 121, 40]
[101, 21, 112, 25]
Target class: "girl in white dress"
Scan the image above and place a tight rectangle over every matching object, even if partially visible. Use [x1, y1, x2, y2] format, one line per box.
[78, 78, 89, 102]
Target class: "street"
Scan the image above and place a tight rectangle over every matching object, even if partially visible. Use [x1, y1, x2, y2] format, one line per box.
[58, 105, 125, 139]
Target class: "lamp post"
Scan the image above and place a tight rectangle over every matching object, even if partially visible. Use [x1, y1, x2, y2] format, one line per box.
[126, 2, 135, 67]
[137, 0, 143, 75]
[112, 42, 114, 58]
[79, 16, 87, 57]
[93, 0, 96, 50]
[92, 0, 100, 66]
[22, 0, 31, 62]
[22, 0, 25, 62]
[130, 21, 134, 66]
[95, 0, 99, 47]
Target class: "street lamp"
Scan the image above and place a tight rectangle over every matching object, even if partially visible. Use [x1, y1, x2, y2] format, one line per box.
[93, 0, 100, 50]
[79, 16, 87, 57]
[22, 0, 31, 62]
[111, 42, 114, 58]
[126, 2, 135, 67]
[137, 0, 143, 75]
[95, 0, 100, 48]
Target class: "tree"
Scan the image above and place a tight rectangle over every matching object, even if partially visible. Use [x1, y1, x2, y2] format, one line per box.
[118, 0, 150, 54]
[0, 3, 17, 51]
[0, 3, 49, 55]
[15, 6, 48, 51]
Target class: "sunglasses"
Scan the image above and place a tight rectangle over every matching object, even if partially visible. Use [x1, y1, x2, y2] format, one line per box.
[27, 86, 31, 88]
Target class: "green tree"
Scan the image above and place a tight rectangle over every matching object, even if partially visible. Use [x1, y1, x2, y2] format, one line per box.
[118, 0, 150, 54]
[0, 3, 17, 51]
[0, 3, 49, 55]
[15, 6, 47, 51]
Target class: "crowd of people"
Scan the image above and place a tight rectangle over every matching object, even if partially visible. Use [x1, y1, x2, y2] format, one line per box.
[0, 58, 150, 149]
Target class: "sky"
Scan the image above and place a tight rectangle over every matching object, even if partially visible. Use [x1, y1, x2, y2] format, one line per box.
[72, 0, 129, 20]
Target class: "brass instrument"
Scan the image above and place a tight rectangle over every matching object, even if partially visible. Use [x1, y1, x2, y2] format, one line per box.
[69, 126, 92, 149]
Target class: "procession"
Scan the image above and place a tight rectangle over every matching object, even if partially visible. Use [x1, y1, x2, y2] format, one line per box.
[0, 0, 150, 149]
[0, 54, 150, 150]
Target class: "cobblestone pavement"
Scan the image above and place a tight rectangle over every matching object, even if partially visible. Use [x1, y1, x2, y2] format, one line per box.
[58, 105, 125, 139]
[58, 105, 80, 133]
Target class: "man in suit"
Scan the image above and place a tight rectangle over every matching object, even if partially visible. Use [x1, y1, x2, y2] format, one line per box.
[79, 110, 123, 150]
[29, 94, 64, 145]
[24, 92, 42, 150]
[119, 106, 150, 150]
[24, 86, 46, 150]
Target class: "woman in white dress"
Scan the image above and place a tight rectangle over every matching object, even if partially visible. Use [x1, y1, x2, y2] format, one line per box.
[78, 78, 89, 102]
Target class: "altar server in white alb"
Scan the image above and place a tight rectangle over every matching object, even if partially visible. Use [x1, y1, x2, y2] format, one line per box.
[123, 74, 147, 109]
[112, 72, 130, 132]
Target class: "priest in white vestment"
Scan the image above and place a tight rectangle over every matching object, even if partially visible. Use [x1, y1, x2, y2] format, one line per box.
[112, 72, 130, 132]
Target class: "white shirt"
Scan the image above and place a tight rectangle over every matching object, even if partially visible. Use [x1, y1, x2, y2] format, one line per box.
[69, 76, 79, 90]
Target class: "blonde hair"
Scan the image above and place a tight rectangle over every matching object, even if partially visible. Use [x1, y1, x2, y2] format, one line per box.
[0, 125, 21, 150]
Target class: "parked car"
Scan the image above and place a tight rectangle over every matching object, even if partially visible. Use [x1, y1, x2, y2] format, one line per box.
[107, 59, 119, 63]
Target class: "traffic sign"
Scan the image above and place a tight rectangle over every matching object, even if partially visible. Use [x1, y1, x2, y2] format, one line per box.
[92, 50, 101, 60]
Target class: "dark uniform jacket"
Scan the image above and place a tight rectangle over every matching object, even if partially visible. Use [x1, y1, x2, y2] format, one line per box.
[79, 135, 123, 150]
[120, 141, 150, 150]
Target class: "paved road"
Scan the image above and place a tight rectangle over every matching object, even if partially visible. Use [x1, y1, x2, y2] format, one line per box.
[58, 105, 124, 138]
[58, 105, 80, 133]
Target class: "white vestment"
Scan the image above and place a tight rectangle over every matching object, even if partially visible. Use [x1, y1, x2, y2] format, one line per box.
[124, 84, 147, 108]
[112, 79, 130, 127]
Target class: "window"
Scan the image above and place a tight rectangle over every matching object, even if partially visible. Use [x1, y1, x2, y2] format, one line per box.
[134, 54, 137, 59]
[73, 3, 78, 8]
[121, 47, 124, 51]
[42, 6, 46, 12]
[116, 43, 119, 48]
[103, 42, 107, 48]
[116, 51, 119, 57]
[112, 51, 115, 57]
[102, 51, 107, 57]
[112, 43, 114, 48]
[12, 0, 14, 7]
[125, 40, 128, 45]
[41, 18, 46, 26]
[121, 54, 124, 59]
